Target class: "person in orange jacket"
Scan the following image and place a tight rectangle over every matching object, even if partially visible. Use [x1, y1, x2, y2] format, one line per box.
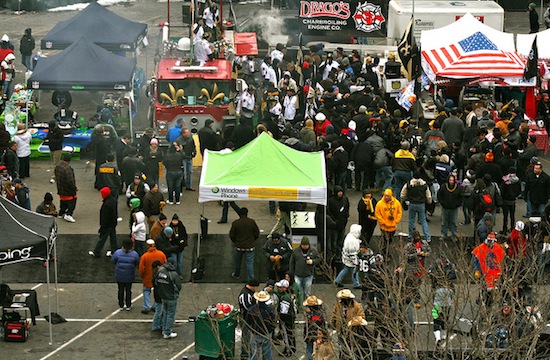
[375, 189, 403, 257]
[472, 232, 505, 307]
[139, 239, 167, 314]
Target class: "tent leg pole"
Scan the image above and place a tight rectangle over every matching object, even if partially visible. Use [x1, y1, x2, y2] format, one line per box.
[198, 203, 204, 257]
[46, 253, 52, 346]
[54, 239, 59, 313]
[129, 90, 134, 140]
[323, 206, 327, 262]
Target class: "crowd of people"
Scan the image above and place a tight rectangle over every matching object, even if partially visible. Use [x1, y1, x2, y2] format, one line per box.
[1, 14, 550, 356]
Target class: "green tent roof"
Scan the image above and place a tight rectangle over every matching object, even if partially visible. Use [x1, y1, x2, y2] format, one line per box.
[203, 133, 325, 187]
[199, 133, 327, 204]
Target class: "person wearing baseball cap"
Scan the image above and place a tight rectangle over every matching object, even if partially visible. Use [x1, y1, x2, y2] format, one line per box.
[139, 239, 167, 314]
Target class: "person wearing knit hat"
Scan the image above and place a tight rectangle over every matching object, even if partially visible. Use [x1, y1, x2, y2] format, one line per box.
[437, 173, 463, 239]
[314, 112, 331, 137]
[100, 186, 111, 199]
[169, 213, 188, 275]
[393, 140, 415, 201]
[154, 226, 176, 259]
[143, 136, 163, 186]
[149, 212, 168, 241]
[529, 2, 539, 33]
[472, 231, 505, 298]
[508, 221, 527, 258]
[89, 184, 119, 258]
[35, 192, 58, 216]
[54, 150, 78, 222]
[289, 236, 320, 299]
[374, 189, 402, 257]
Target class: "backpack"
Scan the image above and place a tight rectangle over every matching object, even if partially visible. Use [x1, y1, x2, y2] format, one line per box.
[479, 189, 495, 213]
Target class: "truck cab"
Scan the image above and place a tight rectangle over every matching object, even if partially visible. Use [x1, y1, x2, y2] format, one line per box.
[149, 58, 232, 140]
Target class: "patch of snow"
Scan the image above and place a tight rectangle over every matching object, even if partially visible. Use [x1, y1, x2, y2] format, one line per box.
[48, 0, 135, 12]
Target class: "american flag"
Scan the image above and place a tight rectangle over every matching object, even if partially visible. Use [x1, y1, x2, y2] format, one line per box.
[422, 32, 525, 79]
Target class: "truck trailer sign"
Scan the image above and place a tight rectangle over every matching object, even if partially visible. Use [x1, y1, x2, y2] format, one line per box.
[299, 0, 387, 36]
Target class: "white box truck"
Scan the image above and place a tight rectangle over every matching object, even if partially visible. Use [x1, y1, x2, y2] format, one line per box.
[387, 0, 505, 44]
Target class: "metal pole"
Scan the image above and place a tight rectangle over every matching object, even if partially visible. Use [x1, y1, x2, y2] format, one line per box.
[167, 0, 171, 33]
[46, 251, 52, 345]
[54, 239, 59, 313]
[198, 203, 204, 256]
[323, 206, 327, 262]
[539, 0, 544, 24]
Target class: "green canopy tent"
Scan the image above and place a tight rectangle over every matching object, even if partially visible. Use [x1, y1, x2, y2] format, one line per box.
[198, 132, 327, 253]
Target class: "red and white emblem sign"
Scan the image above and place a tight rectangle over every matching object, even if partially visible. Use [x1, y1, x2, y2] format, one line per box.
[352, 2, 385, 32]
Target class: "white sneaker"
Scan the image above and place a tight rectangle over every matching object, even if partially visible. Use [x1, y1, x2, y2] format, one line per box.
[166, 201, 174, 205]
[64, 214, 76, 223]
[163, 332, 177, 339]
[125, 306, 132, 311]
[176, 201, 181, 205]
[106, 251, 112, 257]
[49, 179, 55, 184]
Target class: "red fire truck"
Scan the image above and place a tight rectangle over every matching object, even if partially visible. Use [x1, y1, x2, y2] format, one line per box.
[148, 57, 232, 138]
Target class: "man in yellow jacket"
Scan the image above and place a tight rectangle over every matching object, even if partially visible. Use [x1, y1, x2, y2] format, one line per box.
[375, 189, 403, 257]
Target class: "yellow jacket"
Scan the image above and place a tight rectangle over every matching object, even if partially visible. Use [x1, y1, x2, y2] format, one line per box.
[375, 197, 403, 232]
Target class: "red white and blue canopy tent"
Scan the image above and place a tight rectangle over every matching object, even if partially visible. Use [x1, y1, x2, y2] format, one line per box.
[420, 13, 531, 86]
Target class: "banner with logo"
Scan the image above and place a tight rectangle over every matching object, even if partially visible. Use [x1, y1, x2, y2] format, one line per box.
[299, 0, 388, 37]
[0, 196, 55, 267]
[199, 185, 327, 205]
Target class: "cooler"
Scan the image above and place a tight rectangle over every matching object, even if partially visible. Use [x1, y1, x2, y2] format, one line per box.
[194, 310, 237, 359]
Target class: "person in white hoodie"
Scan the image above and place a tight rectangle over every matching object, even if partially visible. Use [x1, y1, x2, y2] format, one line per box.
[13, 123, 31, 178]
[334, 224, 362, 289]
[132, 211, 147, 256]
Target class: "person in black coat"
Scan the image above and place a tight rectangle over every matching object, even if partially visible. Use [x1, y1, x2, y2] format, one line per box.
[121, 149, 146, 188]
[517, 136, 538, 182]
[229, 118, 255, 149]
[529, 3, 540, 33]
[351, 140, 374, 191]
[327, 186, 350, 256]
[328, 140, 348, 190]
[525, 163, 550, 217]
[89, 187, 119, 257]
[3, 141, 19, 179]
[169, 214, 188, 275]
[357, 190, 378, 243]
[476, 152, 502, 184]
[0, 123, 10, 154]
[155, 226, 179, 258]
[45, 120, 64, 183]
[198, 119, 220, 155]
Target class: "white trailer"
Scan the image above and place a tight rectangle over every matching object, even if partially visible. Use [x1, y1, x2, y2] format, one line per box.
[387, 0, 505, 44]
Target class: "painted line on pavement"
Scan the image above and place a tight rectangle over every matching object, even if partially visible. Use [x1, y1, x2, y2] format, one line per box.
[169, 342, 195, 360]
[35, 318, 192, 323]
[39, 293, 143, 360]
[32, 283, 43, 290]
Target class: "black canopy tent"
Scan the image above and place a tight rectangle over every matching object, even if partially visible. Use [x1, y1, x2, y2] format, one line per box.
[0, 196, 58, 345]
[29, 37, 136, 92]
[28, 37, 137, 137]
[40, 0, 147, 52]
